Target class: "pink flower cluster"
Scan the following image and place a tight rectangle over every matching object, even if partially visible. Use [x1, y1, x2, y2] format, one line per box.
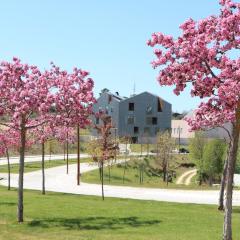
[148, 0, 240, 130]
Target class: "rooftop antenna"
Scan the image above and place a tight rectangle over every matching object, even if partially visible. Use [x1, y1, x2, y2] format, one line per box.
[133, 81, 136, 95]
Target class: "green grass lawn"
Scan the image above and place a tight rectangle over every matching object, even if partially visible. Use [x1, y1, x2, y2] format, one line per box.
[0, 186, 239, 240]
[130, 144, 156, 153]
[82, 155, 214, 190]
[0, 158, 92, 174]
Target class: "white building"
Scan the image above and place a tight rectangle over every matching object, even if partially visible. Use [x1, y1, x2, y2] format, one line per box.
[171, 112, 232, 145]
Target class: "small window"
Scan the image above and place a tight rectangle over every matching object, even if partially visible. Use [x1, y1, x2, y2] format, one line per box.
[105, 107, 109, 114]
[146, 106, 152, 115]
[108, 95, 112, 103]
[129, 102, 134, 111]
[157, 98, 163, 112]
[134, 126, 139, 134]
[144, 127, 150, 134]
[96, 117, 99, 124]
[146, 117, 152, 125]
[152, 117, 157, 125]
[127, 116, 134, 124]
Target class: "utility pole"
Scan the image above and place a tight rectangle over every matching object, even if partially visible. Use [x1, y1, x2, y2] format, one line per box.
[178, 126, 181, 153]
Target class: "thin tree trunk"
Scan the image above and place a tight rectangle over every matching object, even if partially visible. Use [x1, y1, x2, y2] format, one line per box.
[219, 156, 228, 211]
[41, 142, 45, 195]
[99, 162, 102, 181]
[63, 142, 66, 161]
[123, 138, 128, 183]
[223, 109, 240, 240]
[101, 161, 104, 200]
[18, 124, 26, 223]
[108, 165, 111, 183]
[163, 164, 167, 182]
[6, 148, 10, 190]
[77, 125, 80, 185]
[66, 138, 69, 174]
[49, 141, 51, 163]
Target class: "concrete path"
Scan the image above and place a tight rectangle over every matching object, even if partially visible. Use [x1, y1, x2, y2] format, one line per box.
[0, 152, 145, 166]
[0, 154, 89, 166]
[1, 163, 240, 206]
[176, 169, 197, 185]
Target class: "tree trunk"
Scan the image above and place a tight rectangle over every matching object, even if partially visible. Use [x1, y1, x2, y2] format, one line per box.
[49, 141, 51, 163]
[163, 164, 167, 182]
[6, 148, 10, 190]
[99, 162, 102, 181]
[108, 165, 111, 183]
[63, 142, 66, 161]
[219, 156, 228, 211]
[66, 138, 69, 174]
[223, 110, 240, 240]
[101, 161, 104, 200]
[77, 125, 80, 185]
[41, 142, 45, 195]
[18, 125, 26, 223]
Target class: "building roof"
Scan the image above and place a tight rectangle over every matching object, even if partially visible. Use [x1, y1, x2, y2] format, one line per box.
[121, 91, 171, 105]
[98, 89, 171, 105]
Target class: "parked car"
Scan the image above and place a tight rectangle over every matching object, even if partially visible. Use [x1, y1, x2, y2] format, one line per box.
[179, 148, 189, 154]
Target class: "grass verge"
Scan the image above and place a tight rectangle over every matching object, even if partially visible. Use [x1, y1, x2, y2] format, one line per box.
[0, 186, 239, 240]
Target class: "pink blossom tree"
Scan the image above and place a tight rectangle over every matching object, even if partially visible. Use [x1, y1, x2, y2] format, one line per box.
[148, 0, 240, 239]
[0, 58, 54, 222]
[50, 64, 95, 184]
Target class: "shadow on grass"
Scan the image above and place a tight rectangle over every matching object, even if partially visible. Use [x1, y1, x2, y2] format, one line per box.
[232, 208, 240, 214]
[28, 216, 161, 230]
[0, 202, 16, 206]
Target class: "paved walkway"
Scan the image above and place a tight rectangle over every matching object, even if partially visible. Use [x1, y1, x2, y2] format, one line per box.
[0, 154, 88, 166]
[1, 163, 240, 206]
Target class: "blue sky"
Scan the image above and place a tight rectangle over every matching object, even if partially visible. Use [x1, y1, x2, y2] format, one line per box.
[0, 0, 222, 112]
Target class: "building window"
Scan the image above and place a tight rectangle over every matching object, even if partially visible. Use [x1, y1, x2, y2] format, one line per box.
[146, 106, 152, 115]
[157, 98, 163, 112]
[108, 95, 112, 104]
[105, 106, 109, 114]
[146, 117, 152, 125]
[129, 102, 134, 111]
[155, 127, 160, 134]
[134, 126, 139, 134]
[131, 137, 138, 143]
[152, 117, 157, 125]
[144, 127, 150, 134]
[127, 116, 134, 124]
[96, 117, 99, 124]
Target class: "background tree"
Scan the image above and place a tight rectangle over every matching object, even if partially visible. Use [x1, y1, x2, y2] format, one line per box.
[93, 113, 118, 200]
[50, 64, 95, 184]
[55, 126, 75, 174]
[148, 1, 240, 237]
[202, 139, 226, 186]
[86, 138, 103, 180]
[155, 131, 175, 182]
[189, 132, 207, 185]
